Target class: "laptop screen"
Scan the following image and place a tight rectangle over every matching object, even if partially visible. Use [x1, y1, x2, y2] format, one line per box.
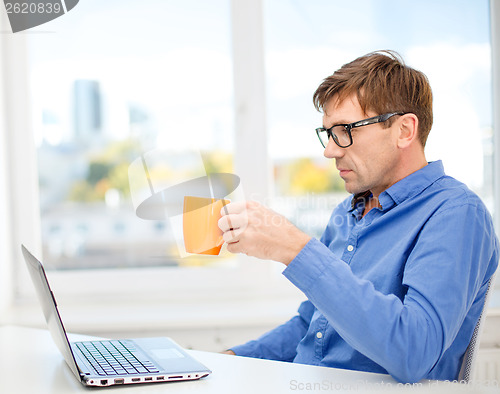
[21, 245, 82, 380]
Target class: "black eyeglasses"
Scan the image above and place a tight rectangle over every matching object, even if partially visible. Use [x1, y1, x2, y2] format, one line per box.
[315, 112, 407, 148]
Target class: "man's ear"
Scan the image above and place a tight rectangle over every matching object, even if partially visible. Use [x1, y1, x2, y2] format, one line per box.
[397, 114, 419, 149]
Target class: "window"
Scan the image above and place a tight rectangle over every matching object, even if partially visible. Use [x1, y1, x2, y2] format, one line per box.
[29, 0, 237, 271]
[4, 0, 308, 327]
[2, 1, 498, 327]
[264, 0, 494, 230]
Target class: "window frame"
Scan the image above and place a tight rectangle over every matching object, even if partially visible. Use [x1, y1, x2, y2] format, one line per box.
[1, 0, 499, 327]
[1, 1, 308, 330]
[492, 0, 500, 236]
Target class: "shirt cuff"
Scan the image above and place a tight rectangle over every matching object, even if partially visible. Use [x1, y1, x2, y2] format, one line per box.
[283, 237, 335, 291]
[229, 341, 262, 358]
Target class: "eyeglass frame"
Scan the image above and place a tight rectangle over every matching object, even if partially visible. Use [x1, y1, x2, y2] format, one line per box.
[315, 112, 408, 148]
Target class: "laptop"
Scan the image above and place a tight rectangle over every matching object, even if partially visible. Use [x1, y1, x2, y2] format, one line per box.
[21, 245, 211, 387]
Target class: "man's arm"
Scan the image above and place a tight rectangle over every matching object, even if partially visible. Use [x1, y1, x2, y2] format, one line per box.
[284, 202, 498, 383]
[219, 199, 498, 382]
[225, 300, 315, 362]
[218, 201, 311, 264]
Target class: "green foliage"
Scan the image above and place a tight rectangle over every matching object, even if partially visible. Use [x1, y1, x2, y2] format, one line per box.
[275, 157, 344, 196]
[201, 150, 233, 175]
[87, 162, 112, 186]
[69, 140, 341, 202]
[68, 138, 143, 202]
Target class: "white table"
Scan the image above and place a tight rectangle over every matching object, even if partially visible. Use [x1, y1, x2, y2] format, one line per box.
[0, 326, 498, 393]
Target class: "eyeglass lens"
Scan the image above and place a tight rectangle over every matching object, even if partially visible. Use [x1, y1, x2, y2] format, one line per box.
[318, 126, 351, 148]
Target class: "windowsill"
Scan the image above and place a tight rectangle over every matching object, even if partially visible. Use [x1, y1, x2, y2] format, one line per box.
[6, 280, 500, 347]
[481, 288, 500, 348]
[3, 292, 307, 334]
[6, 291, 500, 342]
[488, 287, 500, 308]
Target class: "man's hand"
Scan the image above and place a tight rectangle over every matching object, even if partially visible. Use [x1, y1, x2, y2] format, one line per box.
[218, 201, 311, 265]
[220, 350, 236, 355]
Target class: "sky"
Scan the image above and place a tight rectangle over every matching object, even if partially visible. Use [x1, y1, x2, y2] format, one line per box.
[263, 0, 491, 191]
[27, 0, 492, 193]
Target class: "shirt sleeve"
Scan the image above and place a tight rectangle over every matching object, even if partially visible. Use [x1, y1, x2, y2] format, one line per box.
[283, 202, 498, 383]
[229, 300, 315, 362]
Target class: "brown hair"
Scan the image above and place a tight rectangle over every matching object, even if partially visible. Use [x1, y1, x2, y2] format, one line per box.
[313, 50, 433, 147]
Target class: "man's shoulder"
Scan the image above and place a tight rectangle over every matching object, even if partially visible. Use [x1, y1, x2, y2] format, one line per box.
[424, 174, 488, 214]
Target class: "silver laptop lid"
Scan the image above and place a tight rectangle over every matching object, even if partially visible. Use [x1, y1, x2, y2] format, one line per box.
[21, 245, 83, 381]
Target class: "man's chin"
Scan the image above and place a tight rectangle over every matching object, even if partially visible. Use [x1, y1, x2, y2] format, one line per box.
[343, 182, 356, 195]
[344, 183, 365, 196]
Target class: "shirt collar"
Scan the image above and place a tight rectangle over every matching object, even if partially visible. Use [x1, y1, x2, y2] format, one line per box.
[349, 160, 446, 213]
[350, 190, 372, 210]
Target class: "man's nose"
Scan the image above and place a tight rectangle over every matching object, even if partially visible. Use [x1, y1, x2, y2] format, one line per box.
[323, 137, 345, 159]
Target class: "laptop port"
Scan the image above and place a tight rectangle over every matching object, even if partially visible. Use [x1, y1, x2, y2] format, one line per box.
[145, 377, 153, 381]
[156, 376, 165, 381]
[131, 378, 141, 382]
[100, 379, 108, 385]
[114, 379, 124, 384]
[168, 376, 183, 380]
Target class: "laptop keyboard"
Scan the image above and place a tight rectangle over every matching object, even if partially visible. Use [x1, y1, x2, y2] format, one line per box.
[76, 340, 161, 376]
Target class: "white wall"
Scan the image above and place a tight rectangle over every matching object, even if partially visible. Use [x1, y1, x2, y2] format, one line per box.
[492, 0, 500, 234]
[0, 4, 14, 320]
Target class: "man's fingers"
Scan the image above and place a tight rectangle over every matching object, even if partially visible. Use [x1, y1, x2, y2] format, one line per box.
[222, 227, 245, 244]
[226, 241, 242, 254]
[220, 201, 248, 216]
[218, 213, 247, 233]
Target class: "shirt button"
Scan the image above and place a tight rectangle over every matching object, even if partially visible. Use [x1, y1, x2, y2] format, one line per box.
[347, 245, 354, 252]
[316, 332, 323, 339]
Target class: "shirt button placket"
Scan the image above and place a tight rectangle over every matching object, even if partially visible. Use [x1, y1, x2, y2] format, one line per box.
[315, 330, 324, 361]
[342, 230, 358, 264]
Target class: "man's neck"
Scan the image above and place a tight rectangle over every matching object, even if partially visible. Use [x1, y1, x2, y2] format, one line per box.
[360, 154, 428, 218]
[362, 196, 381, 218]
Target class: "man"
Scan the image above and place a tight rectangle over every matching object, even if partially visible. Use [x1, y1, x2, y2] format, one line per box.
[217, 50, 499, 383]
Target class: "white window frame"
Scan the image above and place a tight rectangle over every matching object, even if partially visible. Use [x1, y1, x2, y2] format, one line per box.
[492, 0, 500, 236]
[0, 0, 305, 331]
[1, 0, 499, 329]
[0, 10, 14, 315]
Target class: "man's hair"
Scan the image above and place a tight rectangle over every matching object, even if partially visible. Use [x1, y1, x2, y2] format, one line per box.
[313, 50, 433, 147]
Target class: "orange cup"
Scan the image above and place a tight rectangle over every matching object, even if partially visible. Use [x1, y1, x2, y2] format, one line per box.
[183, 196, 230, 255]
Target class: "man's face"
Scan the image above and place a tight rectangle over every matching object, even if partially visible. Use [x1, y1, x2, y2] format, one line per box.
[322, 94, 401, 197]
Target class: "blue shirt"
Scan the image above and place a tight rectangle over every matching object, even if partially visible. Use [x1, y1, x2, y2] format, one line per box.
[231, 161, 499, 383]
